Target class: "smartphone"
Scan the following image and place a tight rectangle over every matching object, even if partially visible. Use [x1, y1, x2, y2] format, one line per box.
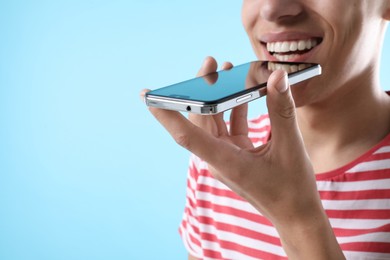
[145, 61, 321, 115]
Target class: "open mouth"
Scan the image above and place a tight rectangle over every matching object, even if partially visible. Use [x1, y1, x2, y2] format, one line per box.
[267, 61, 312, 73]
[263, 37, 323, 62]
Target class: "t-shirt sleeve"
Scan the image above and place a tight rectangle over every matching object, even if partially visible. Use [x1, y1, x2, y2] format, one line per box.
[179, 154, 203, 258]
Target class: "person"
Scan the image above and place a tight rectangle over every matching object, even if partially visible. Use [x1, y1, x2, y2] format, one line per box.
[141, 0, 390, 259]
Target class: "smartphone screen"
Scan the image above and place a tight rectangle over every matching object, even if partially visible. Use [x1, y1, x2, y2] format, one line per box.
[145, 61, 321, 114]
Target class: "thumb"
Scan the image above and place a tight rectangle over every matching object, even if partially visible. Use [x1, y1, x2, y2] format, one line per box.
[266, 70, 303, 147]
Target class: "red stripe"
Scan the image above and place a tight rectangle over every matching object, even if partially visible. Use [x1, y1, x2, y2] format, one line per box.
[326, 209, 390, 219]
[189, 167, 198, 181]
[197, 199, 273, 227]
[187, 195, 196, 209]
[340, 171, 390, 182]
[198, 215, 282, 246]
[189, 231, 201, 248]
[249, 138, 266, 144]
[333, 223, 390, 237]
[189, 162, 202, 181]
[341, 242, 390, 253]
[186, 179, 196, 200]
[319, 189, 390, 200]
[198, 183, 245, 202]
[369, 152, 390, 161]
[195, 168, 213, 177]
[346, 172, 390, 182]
[201, 232, 286, 259]
[203, 248, 223, 259]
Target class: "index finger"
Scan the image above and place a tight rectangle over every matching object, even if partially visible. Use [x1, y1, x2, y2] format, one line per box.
[148, 107, 241, 171]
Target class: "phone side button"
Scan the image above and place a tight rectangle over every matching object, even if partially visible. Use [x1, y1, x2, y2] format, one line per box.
[236, 94, 252, 103]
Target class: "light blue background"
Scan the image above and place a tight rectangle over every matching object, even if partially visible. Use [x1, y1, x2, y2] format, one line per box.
[1, 1, 389, 259]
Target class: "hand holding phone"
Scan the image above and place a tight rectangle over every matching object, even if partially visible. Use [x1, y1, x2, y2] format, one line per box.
[143, 64, 324, 244]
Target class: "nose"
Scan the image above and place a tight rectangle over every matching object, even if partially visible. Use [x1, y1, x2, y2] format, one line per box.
[260, 0, 304, 23]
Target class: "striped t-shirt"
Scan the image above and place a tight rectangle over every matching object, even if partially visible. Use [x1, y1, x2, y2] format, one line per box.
[179, 114, 390, 260]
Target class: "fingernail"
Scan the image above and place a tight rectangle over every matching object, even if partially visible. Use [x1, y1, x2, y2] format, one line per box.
[275, 72, 288, 93]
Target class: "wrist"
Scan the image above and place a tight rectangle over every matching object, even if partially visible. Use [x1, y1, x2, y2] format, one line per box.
[274, 205, 345, 260]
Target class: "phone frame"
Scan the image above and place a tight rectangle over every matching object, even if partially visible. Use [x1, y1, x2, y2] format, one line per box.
[145, 62, 321, 115]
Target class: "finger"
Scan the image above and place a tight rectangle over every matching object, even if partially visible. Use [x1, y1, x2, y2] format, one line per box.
[190, 56, 219, 131]
[266, 70, 304, 149]
[213, 112, 229, 136]
[139, 88, 150, 102]
[221, 61, 233, 70]
[208, 62, 233, 136]
[204, 60, 233, 85]
[229, 103, 249, 136]
[197, 56, 218, 77]
[148, 107, 240, 170]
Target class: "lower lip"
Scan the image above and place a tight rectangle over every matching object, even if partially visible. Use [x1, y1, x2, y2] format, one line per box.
[262, 43, 321, 62]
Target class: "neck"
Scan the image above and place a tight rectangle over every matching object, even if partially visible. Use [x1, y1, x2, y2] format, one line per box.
[296, 72, 390, 173]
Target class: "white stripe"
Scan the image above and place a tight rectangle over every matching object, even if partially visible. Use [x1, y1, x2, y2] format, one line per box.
[197, 190, 259, 215]
[347, 159, 390, 173]
[185, 196, 197, 217]
[199, 223, 286, 258]
[337, 232, 390, 244]
[186, 211, 201, 234]
[317, 179, 390, 192]
[374, 146, 390, 154]
[322, 199, 390, 210]
[200, 167, 390, 193]
[196, 207, 279, 237]
[343, 250, 390, 260]
[248, 117, 270, 129]
[198, 176, 230, 190]
[202, 242, 268, 260]
[191, 154, 208, 170]
[202, 241, 261, 260]
[329, 218, 390, 229]
[248, 131, 269, 139]
[188, 172, 197, 190]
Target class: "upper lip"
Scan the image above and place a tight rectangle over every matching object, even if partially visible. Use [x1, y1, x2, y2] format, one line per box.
[259, 31, 323, 43]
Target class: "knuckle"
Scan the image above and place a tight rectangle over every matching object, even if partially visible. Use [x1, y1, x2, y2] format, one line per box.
[278, 104, 296, 120]
[173, 132, 192, 149]
[276, 94, 296, 120]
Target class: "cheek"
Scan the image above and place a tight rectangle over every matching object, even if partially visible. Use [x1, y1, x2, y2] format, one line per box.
[241, 1, 259, 34]
[242, 1, 264, 58]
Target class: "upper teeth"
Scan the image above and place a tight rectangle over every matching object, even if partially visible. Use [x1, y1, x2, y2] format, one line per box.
[267, 39, 318, 53]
